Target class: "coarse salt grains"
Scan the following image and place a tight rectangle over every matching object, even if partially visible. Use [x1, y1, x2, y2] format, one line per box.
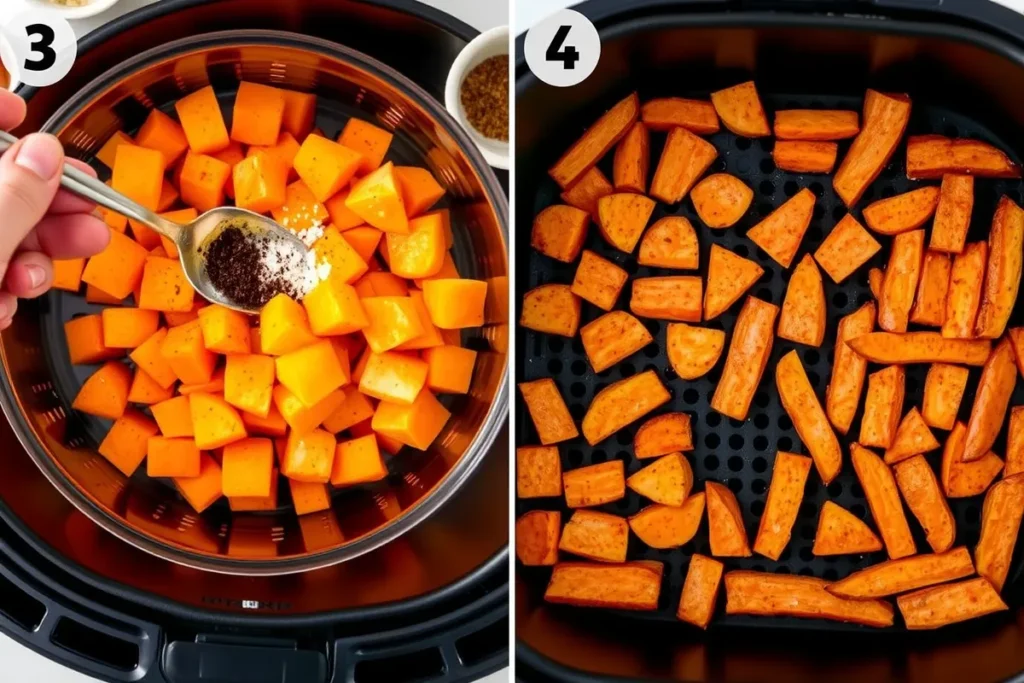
[261, 234, 331, 299]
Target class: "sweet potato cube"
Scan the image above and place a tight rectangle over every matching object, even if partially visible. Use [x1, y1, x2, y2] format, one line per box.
[321, 386, 375, 434]
[813, 500, 883, 555]
[360, 296, 423, 352]
[73, 361, 131, 419]
[638, 216, 698, 269]
[627, 452, 693, 506]
[516, 511, 560, 566]
[613, 121, 649, 194]
[879, 229, 925, 333]
[922, 363, 969, 431]
[747, 188, 815, 268]
[290, 133, 362, 203]
[228, 471, 280, 512]
[519, 378, 577, 445]
[650, 127, 717, 205]
[223, 354, 275, 418]
[98, 409, 158, 476]
[281, 427, 336, 483]
[582, 371, 670, 446]
[371, 388, 451, 450]
[633, 413, 693, 459]
[286, 479, 330, 516]
[138, 257, 194, 313]
[549, 92, 639, 189]
[248, 131, 301, 181]
[596, 193, 655, 253]
[113, 144, 164, 215]
[422, 345, 476, 394]
[863, 187, 940, 236]
[884, 408, 940, 465]
[706, 481, 751, 557]
[520, 284, 580, 338]
[269, 180, 328, 231]
[833, 90, 911, 207]
[422, 279, 487, 329]
[178, 368, 224, 395]
[580, 311, 651, 374]
[772, 141, 838, 173]
[175, 85, 230, 154]
[231, 81, 285, 146]
[174, 453, 223, 513]
[128, 368, 174, 404]
[65, 314, 124, 365]
[691, 173, 754, 228]
[179, 152, 230, 213]
[753, 452, 813, 560]
[387, 211, 446, 279]
[355, 272, 407, 299]
[942, 422, 1004, 498]
[559, 510, 629, 563]
[394, 166, 444, 218]
[233, 152, 288, 213]
[96, 130, 134, 169]
[311, 226, 369, 284]
[774, 109, 859, 140]
[813, 214, 881, 284]
[330, 434, 386, 486]
[630, 277, 701, 322]
[710, 81, 770, 137]
[676, 554, 724, 629]
[81, 229, 149, 300]
[629, 495, 705, 549]
[641, 97, 719, 135]
[301, 276, 367, 337]
[909, 251, 952, 326]
[146, 436, 200, 478]
[151, 395, 193, 437]
[860, 365, 905, 449]
[276, 339, 349, 408]
[778, 254, 826, 346]
[563, 461, 626, 508]
[160, 320, 216, 385]
[273, 385, 344, 434]
[517, 446, 562, 498]
[259, 293, 317, 356]
[196, 305, 250, 355]
[530, 204, 589, 263]
[704, 244, 763, 319]
[568, 250, 627, 311]
[560, 167, 613, 220]
[666, 323, 725, 381]
[220, 437, 274, 497]
[337, 118, 391, 174]
[189, 392, 246, 450]
[280, 90, 316, 139]
[53, 258, 85, 292]
[358, 351, 427, 405]
[345, 161, 408, 234]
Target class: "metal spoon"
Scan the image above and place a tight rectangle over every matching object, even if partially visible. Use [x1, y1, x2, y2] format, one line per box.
[0, 130, 310, 314]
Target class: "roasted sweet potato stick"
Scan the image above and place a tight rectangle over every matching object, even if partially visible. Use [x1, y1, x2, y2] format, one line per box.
[975, 196, 1024, 338]
[520, 284, 581, 337]
[613, 121, 649, 194]
[833, 90, 911, 207]
[897, 577, 1007, 629]
[629, 494, 705, 549]
[711, 297, 779, 421]
[860, 366, 905, 450]
[930, 174, 974, 254]
[1007, 407, 1024, 477]
[706, 481, 751, 557]
[666, 323, 726, 380]
[941, 422, 1005, 499]
[894, 455, 956, 553]
[772, 141, 837, 173]
[677, 554, 724, 629]
[1011, 327, 1024, 376]
[580, 311, 653, 373]
[774, 109, 859, 140]
[710, 82, 770, 137]
[560, 167, 613, 221]
[813, 500, 883, 555]
[753, 452, 813, 560]
[637, 217, 699, 269]
[641, 98, 720, 135]
[862, 187, 940, 236]
[597, 193, 656, 253]
[884, 408, 940, 465]
[879, 229, 924, 333]
[690, 173, 753, 228]
[517, 446, 562, 498]
[905, 135, 1021, 180]
[516, 511, 560, 565]
[826, 302, 876, 435]
[776, 351, 842, 484]
[531, 205, 589, 262]
[778, 254, 826, 346]
[630, 276, 702, 322]
[582, 370, 671, 445]
[559, 509, 629, 563]
[704, 244, 764, 319]
[848, 332, 991, 366]
[922, 363, 970, 431]
[650, 127, 718, 205]
[563, 461, 626, 508]
[943, 241, 987, 339]
[868, 267, 884, 300]
[826, 547, 974, 599]
[963, 338, 1016, 462]
[852, 443, 916, 559]
[746, 188, 815, 268]
[813, 214, 881, 284]
[975, 474, 1024, 591]
[519, 378, 579, 445]
[634, 413, 694, 459]
[545, 561, 662, 611]
[571, 250, 629, 311]
[725, 571, 894, 627]
[627, 452, 693, 506]
[909, 251, 951, 326]
[549, 92, 640, 189]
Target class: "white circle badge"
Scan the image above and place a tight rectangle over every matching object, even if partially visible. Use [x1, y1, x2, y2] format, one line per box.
[1, 10, 77, 88]
[524, 9, 600, 88]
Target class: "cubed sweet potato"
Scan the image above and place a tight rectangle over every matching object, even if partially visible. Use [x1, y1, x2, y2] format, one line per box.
[580, 310, 652, 373]
[676, 554, 724, 629]
[666, 323, 725, 381]
[629, 494, 705, 549]
[813, 500, 883, 555]
[649, 127, 717, 204]
[894, 454, 956, 553]
[826, 302, 876, 435]
[930, 174, 974, 254]
[826, 547, 974, 599]
[706, 481, 751, 557]
[863, 187, 940, 235]
[813, 214, 881, 284]
[884, 408, 940, 465]
[778, 254, 826, 347]
[563, 461, 626, 508]
[560, 167, 613, 220]
[637, 216, 698, 269]
[641, 97, 719, 135]
[559, 509, 629, 563]
[544, 561, 662, 610]
[905, 135, 1021, 179]
[1007, 407, 1024, 478]
[703, 244, 764, 320]
[516, 511, 560, 566]
[725, 571, 894, 627]
[571, 249, 629, 311]
[519, 378, 578, 445]
[975, 473, 1024, 591]
[549, 92, 640, 189]
[833, 90, 911, 207]
[753, 452, 813, 561]
[690, 173, 753, 228]
[627, 452, 693, 506]
[746, 187, 815, 268]
[596, 193, 656, 253]
[772, 141, 837, 173]
[774, 109, 859, 140]
[613, 121, 649, 194]
[630, 276, 702, 322]
[942, 421, 1005, 498]
[776, 350, 842, 484]
[634, 413, 694, 459]
[710, 82, 770, 137]
[860, 366, 905, 449]
[582, 370, 670, 445]
[943, 241, 988, 338]
[897, 577, 1007, 630]
[711, 297, 778, 421]
[517, 446, 562, 498]
[531, 204, 589, 263]
[975, 196, 1024, 338]
[852, 443, 916, 559]
[520, 284, 581, 337]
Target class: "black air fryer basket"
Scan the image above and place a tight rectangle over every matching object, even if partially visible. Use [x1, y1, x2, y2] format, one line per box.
[516, 1, 1024, 681]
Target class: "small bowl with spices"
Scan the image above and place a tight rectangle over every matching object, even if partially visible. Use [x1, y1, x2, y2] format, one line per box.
[445, 25, 509, 169]
[26, 0, 122, 20]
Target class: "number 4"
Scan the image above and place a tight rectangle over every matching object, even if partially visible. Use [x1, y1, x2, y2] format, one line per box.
[546, 25, 579, 70]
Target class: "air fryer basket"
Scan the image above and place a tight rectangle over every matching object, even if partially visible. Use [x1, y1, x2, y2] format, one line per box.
[0, 29, 508, 575]
[517, 3, 1024, 682]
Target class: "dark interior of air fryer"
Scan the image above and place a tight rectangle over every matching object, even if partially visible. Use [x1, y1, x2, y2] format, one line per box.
[516, 15, 1024, 680]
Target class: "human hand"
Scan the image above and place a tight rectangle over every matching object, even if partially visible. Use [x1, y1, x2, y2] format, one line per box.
[0, 89, 109, 330]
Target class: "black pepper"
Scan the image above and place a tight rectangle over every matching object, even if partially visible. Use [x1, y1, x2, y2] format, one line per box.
[460, 55, 509, 142]
[203, 226, 296, 309]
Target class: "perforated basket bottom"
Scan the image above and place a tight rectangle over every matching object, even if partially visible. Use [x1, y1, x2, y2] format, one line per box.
[516, 92, 1024, 630]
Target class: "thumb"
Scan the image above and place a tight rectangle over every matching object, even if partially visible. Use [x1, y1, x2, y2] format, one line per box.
[0, 134, 63, 282]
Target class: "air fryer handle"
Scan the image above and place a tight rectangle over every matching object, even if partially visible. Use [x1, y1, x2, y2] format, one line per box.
[163, 636, 328, 683]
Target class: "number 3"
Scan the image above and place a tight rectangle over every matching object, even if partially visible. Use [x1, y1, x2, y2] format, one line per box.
[24, 24, 57, 72]
[546, 25, 580, 70]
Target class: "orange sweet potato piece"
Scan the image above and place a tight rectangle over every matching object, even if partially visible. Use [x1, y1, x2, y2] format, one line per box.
[559, 510, 629, 563]
[146, 435, 201, 478]
[711, 297, 778, 421]
[282, 427, 336, 483]
[96, 130, 134, 169]
[355, 271, 408, 298]
[571, 250, 628, 311]
[1007, 406, 1024, 478]
[209, 141, 245, 199]
[228, 470, 280, 512]
[259, 293, 318, 356]
[630, 276, 702, 322]
[280, 90, 316, 139]
[517, 445, 562, 498]
[338, 118, 393, 175]
[910, 250, 951, 326]
[178, 368, 225, 396]
[273, 385, 344, 435]
[179, 152, 230, 213]
[98, 409, 159, 476]
[323, 187, 366, 231]
[519, 378, 578, 445]
[248, 131, 301, 181]
[747, 187, 815, 268]
[359, 296, 423, 352]
[772, 140, 838, 174]
[869, 266, 884, 300]
[580, 311, 652, 373]
[65, 314, 124, 365]
[287, 479, 330, 516]
[710, 81, 769, 137]
[190, 392, 247, 450]
[649, 127, 717, 204]
[394, 166, 444, 217]
[629, 494, 705, 549]
[726, 572, 894, 627]
[160, 320, 216, 385]
[813, 500, 883, 555]
[922, 363, 969, 431]
[151, 395, 193, 437]
[560, 167, 613, 221]
[127, 367, 174, 405]
[878, 229, 924, 333]
[195, 305, 250, 355]
[223, 353, 274, 418]
[706, 481, 751, 557]
[848, 332, 991, 366]
[897, 577, 1007, 629]
[175, 85, 230, 154]
[52, 257, 86, 292]
[596, 193, 655, 253]
[582, 370, 670, 446]
[549, 92, 640, 189]
[544, 561, 662, 611]
[906, 135, 1020, 179]
[100, 307, 159, 349]
[776, 350, 842, 484]
[233, 152, 288, 213]
[930, 174, 974, 254]
[704, 244, 763, 319]
[833, 90, 911, 207]
[613, 121, 649, 194]
[135, 108, 188, 167]
[231, 81, 285, 146]
[826, 302, 876, 435]
[530, 204, 589, 263]
[774, 109, 859, 140]
[330, 433, 386, 486]
[860, 365, 905, 449]
[813, 214, 880, 284]
[270, 179, 329, 231]
[174, 453, 223, 513]
[312, 226, 369, 285]
[520, 284, 580, 337]
[894, 455, 956, 553]
[1011, 327, 1024, 375]
[386, 211, 446, 279]
[277, 339, 350, 408]
[884, 408, 940, 464]
[81, 228, 149, 300]
[827, 547, 974, 599]
[371, 388, 450, 451]
[637, 216, 698, 269]
[676, 554, 724, 629]
[627, 452, 693, 506]
[753, 452, 813, 560]
[563, 461, 625, 508]
[292, 133, 362, 202]
[395, 290, 444, 351]
[942, 421, 1005, 498]
[73, 361, 131, 419]
[319, 385, 374, 434]
[690, 173, 752, 228]
[778, 254, 826, 346]
[963, 338, 1016, 462]
[220, 437, 275, 497]
[863, 187, 940, 236]
[516, 511, 560, 566]
[852, 443, 916, 559]
[358, 351, 426, 405]
[138, 256, 194, 313]
[975, 474, 1024, 591]
[112, 144, 164, 229]
[666, 323, 725, 381]
[975, 196, 1024, 338]
[422, 279, 487, 329]
[641, 97, 719, 134]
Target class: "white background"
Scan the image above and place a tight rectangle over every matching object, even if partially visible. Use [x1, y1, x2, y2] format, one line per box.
[0, 4, 508, 682]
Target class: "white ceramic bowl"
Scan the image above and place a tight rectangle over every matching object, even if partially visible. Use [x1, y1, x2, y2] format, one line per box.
[444, 25, 509, 170]
[23, 0, 122, 20]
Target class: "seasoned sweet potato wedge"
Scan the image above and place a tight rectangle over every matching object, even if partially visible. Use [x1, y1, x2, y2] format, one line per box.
[879, 229, 925, 333]
[563, 461, 626, 508]
[627, 452, 693, 506]
[942, 241, 987, 339]
[560, 166, 613, 221]
[975, 196, 1024, 338]
[545, 561, 662, 610]
[1010, 327, 1024, 376]
[630, 276, 702, 322]
[852, 443, 916, 559]
[862, 187, 940, 236]
[517, 446, 562, 498]
[774, 109, 859, 140]
[860, 366, 905, 450]
[753, 452, 813, 560]
[909, 250, 951, 326]
[813, 500, 883, 555]
[884, 408, 940, 465]
[746, 187, 816, 268]
[570, 250, 628, 311]
[690, 173, 753, 228]
[630, 493, 705, 549]
[963, 338, 1016, 462]
[922, 363, 969, 431]
[975, 473, 1024, 591]
[596, 193, 656, 253]
[772, 141, 837, 173]
[941, 421, 1004, 499]
[711, 297, 778, 421]
[725, 571, 894, 627]
[826, 302, 876, 435]
[710, 82, 770, 137]
[930, 174, 974, 254]
[559, 509, 629, 563]
[650, 127, 718, 204]
[868, 266, 884, 300]
[905, 135, 1021, 180]
[666, 323, 726, 380]
[706, 481, 751, 557]
[677, 554, 724, 629]
[637, 216, 699, 269]
[826, 547, 974, 599]
[894, 454, 955, 553]
[833, 90, 911, 207]
[582, 370, 670, 445]
[848, 332, 991, 366]
[641, 97, 720, 135]
[549, 92, 640, 189]
[531, 204, 590, 263]
[897, 577, 1007, 629]
[634, 412, 694, 459]
[519, 378, 579, 445]
[612, 121, 649, 194]
[580, 311, 652, 373]
[520, 284, 581, 338]
[516, 511, 560, 565]
[778, 254, 826, 346]
[813, 214, 881, 284]
[704, 244, 764, 320]
[777, 350, 842, 484]
[1007, 406, 1024, 477]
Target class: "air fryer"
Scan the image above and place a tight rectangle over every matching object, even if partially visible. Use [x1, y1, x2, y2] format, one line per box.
[0, 1, 508, 681]
[516, 1, 1024, 681]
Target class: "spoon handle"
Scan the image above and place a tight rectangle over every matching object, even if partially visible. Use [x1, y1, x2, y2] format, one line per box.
[0, 130, 181, 241]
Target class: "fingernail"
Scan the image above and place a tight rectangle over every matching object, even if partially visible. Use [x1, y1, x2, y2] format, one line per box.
[14, 134, 62, 180]
[26, 265, 45, 288]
